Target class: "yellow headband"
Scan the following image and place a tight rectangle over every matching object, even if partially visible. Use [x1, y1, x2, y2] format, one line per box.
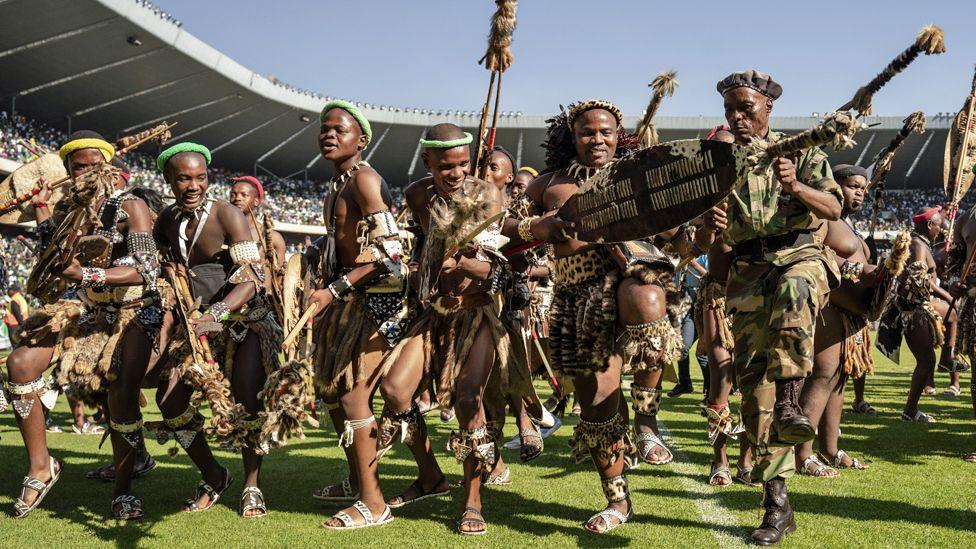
[58, 138, 115, 162]
[518, 166, 538, 178]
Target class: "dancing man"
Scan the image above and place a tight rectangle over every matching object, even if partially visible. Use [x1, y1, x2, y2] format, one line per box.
[501, 101, 683, 533]
[6, 131, 162, 519]
[305, 100, 413, 530]
[153, 142, 281, 518]
[699, 71, 841, 545]
[877, 205, 954, 423]
[379, 123, 531, 534]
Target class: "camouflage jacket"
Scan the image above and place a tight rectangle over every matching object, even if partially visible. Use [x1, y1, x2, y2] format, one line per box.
[722, 130, 841, 266]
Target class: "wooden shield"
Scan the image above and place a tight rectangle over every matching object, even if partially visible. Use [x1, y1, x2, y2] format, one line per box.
[558, 139, 745, 243]
[0, 153, 67, 224]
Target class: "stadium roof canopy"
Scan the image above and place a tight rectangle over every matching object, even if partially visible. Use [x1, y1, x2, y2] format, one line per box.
[0, 0, 957, 189]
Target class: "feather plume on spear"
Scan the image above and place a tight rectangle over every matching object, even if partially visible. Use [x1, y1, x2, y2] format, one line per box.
[635, 70, 678, 149]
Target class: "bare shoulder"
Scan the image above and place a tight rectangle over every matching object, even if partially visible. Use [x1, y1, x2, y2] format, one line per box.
[350, 164, 384, 192]
[526, 172, 556, 204]
[405, 177, 432, 210]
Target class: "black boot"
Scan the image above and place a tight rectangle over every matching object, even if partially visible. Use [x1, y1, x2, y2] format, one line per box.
[773, 379, 814, 444]
[751, 477, 796, 545]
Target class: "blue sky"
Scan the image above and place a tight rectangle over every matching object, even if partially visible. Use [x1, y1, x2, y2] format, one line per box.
[153, 0, 975, 118]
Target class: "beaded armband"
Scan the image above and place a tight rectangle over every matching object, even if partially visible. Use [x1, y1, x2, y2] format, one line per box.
[124, 231, 160, 290]
[357, 210, 405, 281]
[840, 260, 863, 283]
[81, 267, 107, 290]
[227, 240, 266, 285]
[204, 301, 231, 322]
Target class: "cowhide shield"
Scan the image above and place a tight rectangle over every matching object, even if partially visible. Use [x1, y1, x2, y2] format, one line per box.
[0, 153, 67, 224]
[558, 139, 746, 243]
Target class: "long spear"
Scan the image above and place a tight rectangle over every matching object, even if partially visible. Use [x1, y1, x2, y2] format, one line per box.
[473, 0, 517, 179]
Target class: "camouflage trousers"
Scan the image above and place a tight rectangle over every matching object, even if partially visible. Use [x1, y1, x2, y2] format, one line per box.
[727, 255, 832, 481]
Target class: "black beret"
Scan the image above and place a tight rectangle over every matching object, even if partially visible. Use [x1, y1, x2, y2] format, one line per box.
[716, 70, 782, 100]
[832, 164, 869, 180]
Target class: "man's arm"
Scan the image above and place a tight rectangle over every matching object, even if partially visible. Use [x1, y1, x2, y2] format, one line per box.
[63, 199, 155, 286]
[775, 157, 841, 221]
[211, 203, 259, 312]
[10, 299, 23, 324]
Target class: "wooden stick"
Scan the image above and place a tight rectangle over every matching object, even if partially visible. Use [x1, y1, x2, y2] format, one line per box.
[473, 71, 498, 178]
[282, 303, 318, 349]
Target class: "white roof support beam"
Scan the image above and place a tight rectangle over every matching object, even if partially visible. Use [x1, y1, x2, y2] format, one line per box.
[0, 17, 118, 59]
[211, 108, 295, 153]
[364, 125, 392, 162]
[171, 101, 266, 141]
[121, 93, 240, 133]
[72, 72, 205, 117]
[256, 120, 316, 163]
[18, 48, 168, 96]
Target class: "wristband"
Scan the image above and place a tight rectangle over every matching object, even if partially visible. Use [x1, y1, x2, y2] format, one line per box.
[81, 267, 106, 290]
[32, 201, 48, 208]
[204, 301, 231, 322]
[518, 216, 538, 241]
[327, 275, 353, 300]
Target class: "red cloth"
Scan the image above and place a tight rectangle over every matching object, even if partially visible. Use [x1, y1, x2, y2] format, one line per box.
[231, 176, 264, 201]
[911, 205, 941, 224]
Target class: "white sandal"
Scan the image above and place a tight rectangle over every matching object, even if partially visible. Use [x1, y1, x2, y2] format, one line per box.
[12, 456, 62, 519]
[322, 500, 394, 530]
[585, 507, 633, 533]
[798, 455, 837, 478]
[901, 410, 935, 423]
[312, 477, 359, 502]
[636, 432, 673, 465]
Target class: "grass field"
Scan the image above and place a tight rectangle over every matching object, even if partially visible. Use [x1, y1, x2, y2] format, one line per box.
[1, 344, 976, 548]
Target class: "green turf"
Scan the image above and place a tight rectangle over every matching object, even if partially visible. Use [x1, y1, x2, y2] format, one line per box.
[1, 345, 975, 548]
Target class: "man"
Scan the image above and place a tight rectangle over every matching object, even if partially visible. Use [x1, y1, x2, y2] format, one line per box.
[508, 166, 538, 203]
[303, 100, 412, 530]
[500, 101, 684, 533]
[877, 205, 954, 423]
[698, 71, 841, 545]
[379, 123, 530, 534]
[5, 131, 162, 520]
[669, 247, 708, 398]
[228, 175, 286, 290]
[696, 126, 756, 488]
[152, 142, 281, 518]
[485, 147, 515, 193]
[4, 283, 28, 345]
[796, 165, 881, 476]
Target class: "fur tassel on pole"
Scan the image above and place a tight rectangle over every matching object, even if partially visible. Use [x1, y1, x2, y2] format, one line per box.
[478, 0, 517, 73]
[635, 70, 678, 149]
[840, 25, 946, 116]
[474, 0, 517, 178]
[748, 111, 866, 172]
[868, 111, 926, 237]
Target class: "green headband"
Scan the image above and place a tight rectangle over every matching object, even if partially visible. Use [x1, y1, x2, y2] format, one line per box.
[320, 99, 372, 148]
[419, 132, 473, 149]
[156, 142, 212, 171]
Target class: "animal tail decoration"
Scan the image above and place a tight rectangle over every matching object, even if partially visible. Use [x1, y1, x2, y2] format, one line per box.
[840, 25, 946, 116]
[259, 359, 319, 450]
[747, 111, 866, 172]
[868, 112, 926, 237]
[635, 70, 678, 149]
[474, 0, 518, 178]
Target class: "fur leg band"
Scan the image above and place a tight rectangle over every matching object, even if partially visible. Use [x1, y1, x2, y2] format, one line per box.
[631, 384, 661, 417]
[448, 425, 496, 465]
[602, 474, 630, 504]
[569, 412, 636, 465]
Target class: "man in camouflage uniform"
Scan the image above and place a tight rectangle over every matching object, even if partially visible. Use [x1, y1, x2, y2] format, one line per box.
[699, 70, 841, 545]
